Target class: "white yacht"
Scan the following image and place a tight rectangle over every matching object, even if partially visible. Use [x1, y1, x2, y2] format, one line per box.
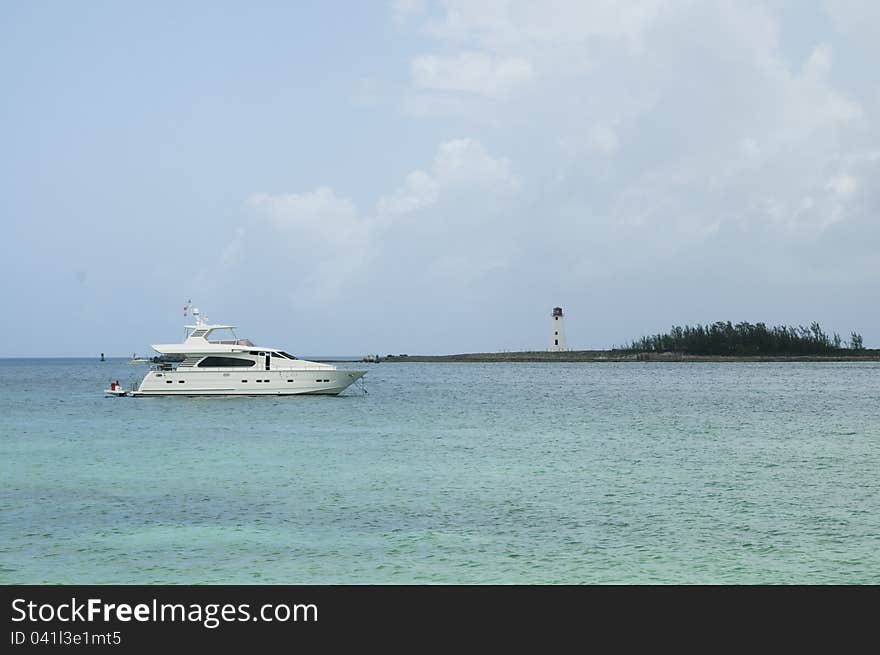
[131, 308, 366, 396]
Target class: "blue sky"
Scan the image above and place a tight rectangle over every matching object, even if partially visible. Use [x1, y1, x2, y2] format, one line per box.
[2, 1, 878, 356]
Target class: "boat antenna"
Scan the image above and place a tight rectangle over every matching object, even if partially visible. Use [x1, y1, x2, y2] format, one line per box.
[183, 299, 192, 339]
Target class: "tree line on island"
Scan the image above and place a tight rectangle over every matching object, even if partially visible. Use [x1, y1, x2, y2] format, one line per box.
[616, 321, 865, 356]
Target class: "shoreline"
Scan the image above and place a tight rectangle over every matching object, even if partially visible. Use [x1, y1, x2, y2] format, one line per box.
[382, 350, 880, 363]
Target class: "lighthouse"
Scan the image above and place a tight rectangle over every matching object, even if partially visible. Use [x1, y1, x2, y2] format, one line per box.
[549, 307, 567, 352]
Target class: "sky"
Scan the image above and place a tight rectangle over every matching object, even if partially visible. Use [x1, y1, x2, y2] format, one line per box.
[1, 0, 878, 356]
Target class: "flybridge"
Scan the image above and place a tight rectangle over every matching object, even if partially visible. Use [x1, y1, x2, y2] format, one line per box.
[184, 305, 242, 342]
[152, 307, 254, 354]
[184, 325, 253, 347]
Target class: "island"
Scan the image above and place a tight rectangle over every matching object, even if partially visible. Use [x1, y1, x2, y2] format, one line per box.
[382, 321, 879, 362]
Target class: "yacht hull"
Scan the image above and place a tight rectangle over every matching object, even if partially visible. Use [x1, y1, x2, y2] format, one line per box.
[131, 369, 366, 397]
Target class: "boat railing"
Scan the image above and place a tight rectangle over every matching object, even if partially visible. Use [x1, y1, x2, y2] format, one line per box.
[149, 362, 333, 371]
[209, 339, 255, 346]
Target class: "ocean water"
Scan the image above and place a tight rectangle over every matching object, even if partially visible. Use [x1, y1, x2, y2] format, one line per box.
[1, 358, 878, 584]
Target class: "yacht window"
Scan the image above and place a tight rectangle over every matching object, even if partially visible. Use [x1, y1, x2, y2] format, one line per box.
[190, 329, 209, 338]
[276, 351, 297, 359]
[197, 356, 255, 368]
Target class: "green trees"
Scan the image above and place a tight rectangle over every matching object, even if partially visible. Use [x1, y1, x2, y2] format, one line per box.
[619, 322, 865, 355]
[850, 332, 864, 351]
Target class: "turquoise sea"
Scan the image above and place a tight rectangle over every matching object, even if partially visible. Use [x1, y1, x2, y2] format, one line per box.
[1, 358, 878, 584]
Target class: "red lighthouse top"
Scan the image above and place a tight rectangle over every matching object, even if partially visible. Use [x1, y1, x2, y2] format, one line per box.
[552, 307, 563, 317]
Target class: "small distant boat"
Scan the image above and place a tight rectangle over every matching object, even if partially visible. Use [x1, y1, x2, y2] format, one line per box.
[104, 381, 128, 397]
[129, 353, 150, 364]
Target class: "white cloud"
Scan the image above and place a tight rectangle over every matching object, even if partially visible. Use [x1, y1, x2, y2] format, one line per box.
[221, 226, 246, 265]
[242, 139, 513, 243]
[411, 51, 535, 97]
[826, 174, 858, 198]
[391, 0, 426, 26]
[417, 3, 870, 240]
[432, 137, 513, 185]
[218, 1, 880, 348]
[376, 170, 441, 214]
[378, 137, 516, 215]
[244, 186, 368, 244]
[224, 139, 517, 302]
[804, 43, 832, 78]
[588, 124, 619, 154]
[403, 92, 478, 119]
[425, 0, 664, 57]
[232, 187, 372, 299]
[740, 138, 761, 158]
[823, 0, 880, 48]
[417, 6, 879, 283]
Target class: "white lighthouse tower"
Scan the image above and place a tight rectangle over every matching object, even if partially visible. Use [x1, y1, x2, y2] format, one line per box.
[549, 306, 567, 351]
